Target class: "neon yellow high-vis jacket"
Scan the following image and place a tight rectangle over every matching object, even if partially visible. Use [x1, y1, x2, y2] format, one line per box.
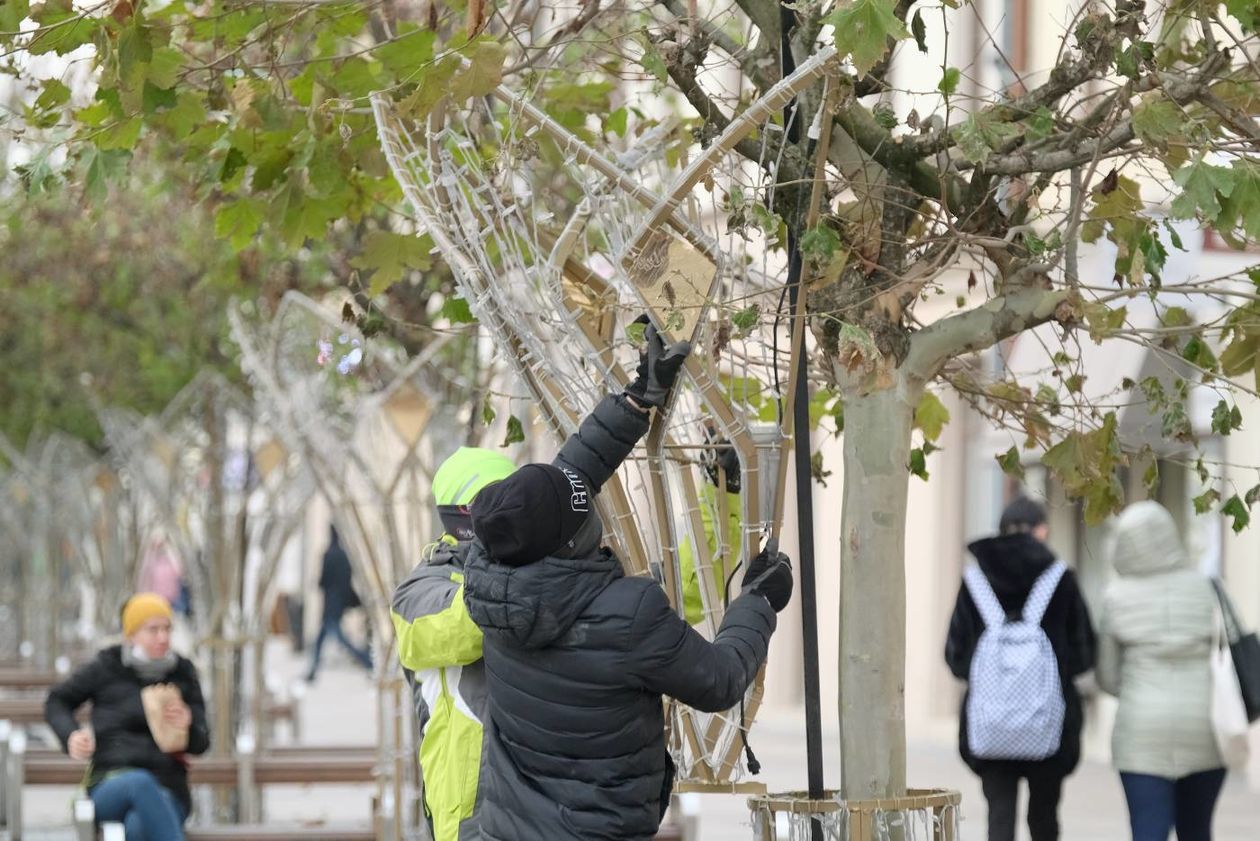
[680, 486, 743, 625]
[391, 446, 514, 841]
[392, 540, 488, 841]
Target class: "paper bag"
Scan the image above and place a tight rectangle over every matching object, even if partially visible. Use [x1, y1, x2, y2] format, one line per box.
[141, 683, 189, 754]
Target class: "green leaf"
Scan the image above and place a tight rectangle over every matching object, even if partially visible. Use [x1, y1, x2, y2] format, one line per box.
[1223, 495, 1250, 533]
[721, 375, 765, 409]
[26, 12, 95, 55]
[1082, 175, 1145, 243]
[606, 107, 628, 137]
[1132, 97, 1181, 145]
[1193, 488, 1221, 515]
[800, 224, 842, 260]
[501, 414, 525, 447]
[811, 451, 832, 487]
[1211, 400, 1243, 436]
[1217, 158, 1260, 241]
[34, 79, 70, 111]
[351, 231, 434, 295]
[0, 0, 30, 33]
[1171, 158, 1236, 221]
[82, 147, 129, 202]
[399, 55, 459, 121]
[625, 320, 648, 345]
[1041, 412, 1126, 524]
[276, 183, 342, 246]
[441, 295, 476, 324]
[481, 397, 496, 426]
[996, 445, 1024, 479]
[1083, 303, 1127, 342]
[1115, 40, 1153, 80]
[1161, 306, 1192, 328]
[374, 25, 437, 77]
[328, 56, 381, 99]
[914, 391, 950, 442]
[937, 67, 961, 96]
[1245, 483, 1260, 507]
[908, 447, 929, 480]
[824, 0, 910, 75]
[146, 47, 184, 89]
[1227, 0, 1260, 32]
[449, 41, 506, 102]
[95, 117, 144, 151]
[730, 305, 759, 333]
[953, 111, 1022, 164]
[910, 8, 927, 53]
[1143, 460, 1160, 495]
[1025, 106, 1055, 141]
[214, 198, 265, 250]
[639, 40, 668, 82]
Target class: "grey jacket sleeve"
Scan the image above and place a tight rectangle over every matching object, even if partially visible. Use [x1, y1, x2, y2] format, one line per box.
[625, 582, 776, 712]
[553, 394, 650, 492]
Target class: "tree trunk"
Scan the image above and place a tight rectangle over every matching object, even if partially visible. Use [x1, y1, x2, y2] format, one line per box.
[838, 379, 918, 800]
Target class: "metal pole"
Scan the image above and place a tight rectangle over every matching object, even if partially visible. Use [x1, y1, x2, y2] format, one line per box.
[778, 5, 825, 839]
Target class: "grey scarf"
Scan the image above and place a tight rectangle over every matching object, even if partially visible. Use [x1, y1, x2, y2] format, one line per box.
[122, 645, 178, 682]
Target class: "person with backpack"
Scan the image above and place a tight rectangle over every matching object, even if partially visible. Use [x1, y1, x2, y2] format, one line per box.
[461, 320, 792, 841]
[390, 446, 517, 841]
[945, 497, 1096, 841]
[1096, 500, 1227, 841]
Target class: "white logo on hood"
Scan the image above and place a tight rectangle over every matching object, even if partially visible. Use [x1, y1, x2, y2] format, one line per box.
[559, 467, 589, 513]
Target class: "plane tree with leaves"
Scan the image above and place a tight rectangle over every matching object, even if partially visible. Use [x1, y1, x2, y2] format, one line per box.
[6, 0, 1260, 805]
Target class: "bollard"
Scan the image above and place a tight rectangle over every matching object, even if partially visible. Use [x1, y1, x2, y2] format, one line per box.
[8, 727, 25, 840]
[236, 732, 259, 823]
[0, 719, 11, 828]
[73, 798, 95, 841]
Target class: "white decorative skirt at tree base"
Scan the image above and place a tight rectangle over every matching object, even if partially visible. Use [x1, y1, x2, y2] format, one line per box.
[747, 788, 960, 841]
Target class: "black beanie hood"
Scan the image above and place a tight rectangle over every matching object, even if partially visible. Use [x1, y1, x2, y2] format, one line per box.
[470, 463, 594, 566]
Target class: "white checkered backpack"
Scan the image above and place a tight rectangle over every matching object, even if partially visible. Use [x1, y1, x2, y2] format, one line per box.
[964, 560, 1067, 760]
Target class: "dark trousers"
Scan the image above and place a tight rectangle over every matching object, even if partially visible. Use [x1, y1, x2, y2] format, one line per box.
[980, 764, 1065, 841]
[1120, 768, 1226, 841]
[306, 616, 372, 678]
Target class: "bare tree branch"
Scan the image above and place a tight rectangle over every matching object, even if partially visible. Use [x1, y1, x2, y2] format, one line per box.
[905, 284, 1070, 380]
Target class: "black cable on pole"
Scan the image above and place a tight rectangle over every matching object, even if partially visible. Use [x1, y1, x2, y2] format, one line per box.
[778, 5, 825, 840]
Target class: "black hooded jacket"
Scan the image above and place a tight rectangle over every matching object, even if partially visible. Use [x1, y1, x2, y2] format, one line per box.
[45, 646, 210, 815]
[462, 392, 776, 839]
[944, 533, 1097, 774]
[463, 543, 775, 840]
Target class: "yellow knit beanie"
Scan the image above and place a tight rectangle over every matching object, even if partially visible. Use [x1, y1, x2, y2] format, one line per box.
[121, 593, 173, 637]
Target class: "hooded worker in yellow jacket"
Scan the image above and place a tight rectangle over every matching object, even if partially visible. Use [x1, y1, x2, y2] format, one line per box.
[391, 446, 515, 841]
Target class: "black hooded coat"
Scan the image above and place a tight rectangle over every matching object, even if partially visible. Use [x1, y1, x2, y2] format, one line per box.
[462, 393, 777, 840]
[944, 533, 1097, 775]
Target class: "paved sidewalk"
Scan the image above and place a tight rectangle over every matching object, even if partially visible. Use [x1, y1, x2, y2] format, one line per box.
[695, 708, 1257, 841]
[17, 645, 1258, 840]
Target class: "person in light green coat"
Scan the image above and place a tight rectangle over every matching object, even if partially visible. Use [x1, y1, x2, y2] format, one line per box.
[391, 447, 515, 841]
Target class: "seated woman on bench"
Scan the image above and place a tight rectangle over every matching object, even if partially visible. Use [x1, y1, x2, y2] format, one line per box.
[46, 592, 210, 840]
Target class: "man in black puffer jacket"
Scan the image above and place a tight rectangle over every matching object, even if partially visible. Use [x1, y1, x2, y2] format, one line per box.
[463, 321, 792, 841]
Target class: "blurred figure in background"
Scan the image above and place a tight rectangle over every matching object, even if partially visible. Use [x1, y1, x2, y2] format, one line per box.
[1098, 500, 1227, 841]
[306, 525, 372, 681]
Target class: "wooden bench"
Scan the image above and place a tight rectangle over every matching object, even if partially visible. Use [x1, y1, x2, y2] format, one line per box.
[20, 750, 378, 786]
[0, 670, 63, 691]
[185, 826, 375, 840]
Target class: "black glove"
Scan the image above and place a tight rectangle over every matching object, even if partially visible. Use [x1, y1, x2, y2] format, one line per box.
[625, 315, 691, 409]
[741, 548, 793, 613]
[700, 425, 742, 493]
